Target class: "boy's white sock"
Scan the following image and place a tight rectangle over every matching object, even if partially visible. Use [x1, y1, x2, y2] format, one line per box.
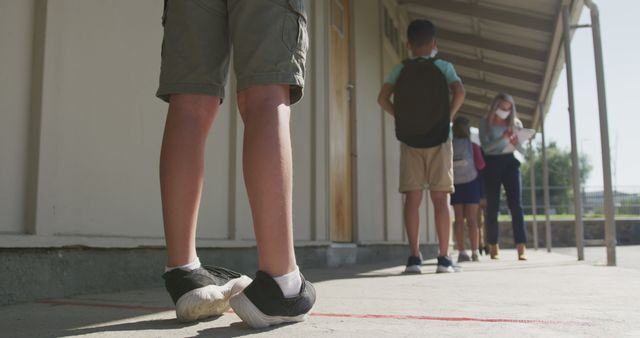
[165, 257, 201, 273]
[273, 266, 302, 298]
[472, 250, 479, 255]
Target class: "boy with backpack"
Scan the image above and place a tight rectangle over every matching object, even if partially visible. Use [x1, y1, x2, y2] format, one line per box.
[377, 19, 466, 273]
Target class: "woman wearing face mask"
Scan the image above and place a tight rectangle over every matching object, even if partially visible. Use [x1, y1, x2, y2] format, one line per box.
[479, 93, 527, 260]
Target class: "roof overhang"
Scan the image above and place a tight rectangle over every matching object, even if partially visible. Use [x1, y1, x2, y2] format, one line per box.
[398, 0, 585, 129]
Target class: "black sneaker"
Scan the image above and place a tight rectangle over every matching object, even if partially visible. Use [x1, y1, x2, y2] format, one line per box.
[163, 265, 252, 322]
[229, 270, 316, 329]
[436, 256, 463, 273]
[404, 255, 422, 274]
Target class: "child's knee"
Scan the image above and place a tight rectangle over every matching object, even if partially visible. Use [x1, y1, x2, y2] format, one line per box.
[430, 191, 448, 204]
[237, 85, 290, 117]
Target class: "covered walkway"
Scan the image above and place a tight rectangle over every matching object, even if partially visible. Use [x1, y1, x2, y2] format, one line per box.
[2, 248, 639, 337]
[396, 0, 617, 264]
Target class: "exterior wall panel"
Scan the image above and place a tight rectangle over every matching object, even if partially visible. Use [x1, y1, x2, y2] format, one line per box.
[0, 0, 35, 234]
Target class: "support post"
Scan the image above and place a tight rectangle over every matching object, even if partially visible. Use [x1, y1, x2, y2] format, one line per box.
[529, 142, 539, 250]
[584, 0, 616, 266]
[540, 114, 552, 252]
[562, 6, 585, 261]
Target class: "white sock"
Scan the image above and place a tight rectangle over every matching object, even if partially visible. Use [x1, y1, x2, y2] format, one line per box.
[273, 266, 302, 298]
[165, 257, 201, 273]
[472, 250, 479, 255]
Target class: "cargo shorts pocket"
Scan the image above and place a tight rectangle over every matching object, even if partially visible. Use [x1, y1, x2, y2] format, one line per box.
[282, 0, 308, 53]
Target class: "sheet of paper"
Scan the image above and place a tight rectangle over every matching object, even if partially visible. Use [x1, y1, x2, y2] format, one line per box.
[503, 128, 536, 153]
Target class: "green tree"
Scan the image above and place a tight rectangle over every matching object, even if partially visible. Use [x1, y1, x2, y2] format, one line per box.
[520, 141, 592, 214]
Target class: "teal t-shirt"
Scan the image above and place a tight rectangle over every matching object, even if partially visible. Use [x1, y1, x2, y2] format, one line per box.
[385, 56, 461, 85]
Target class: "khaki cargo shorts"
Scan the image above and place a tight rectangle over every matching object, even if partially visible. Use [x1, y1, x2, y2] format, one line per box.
[399, 139, 454, 193]
[156, 0, 308, 104]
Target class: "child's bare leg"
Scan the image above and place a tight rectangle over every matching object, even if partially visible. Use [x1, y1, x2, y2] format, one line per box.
[237, 84, 296, 277]
[430, 191, 451, 257]
[160, 94, 220, 267]
[453, 204, 465, 252]
[465, 204, 480, 251]
[403, 190, 423, 257]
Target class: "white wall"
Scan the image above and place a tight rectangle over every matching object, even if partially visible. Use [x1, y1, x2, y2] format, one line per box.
[0, 0, 35, 234]
[35, 0, 168, 237]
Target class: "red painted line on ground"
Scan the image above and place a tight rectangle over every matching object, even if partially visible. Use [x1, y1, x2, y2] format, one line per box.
[310, 312, 592, 326]
[35, 299, 592, 326]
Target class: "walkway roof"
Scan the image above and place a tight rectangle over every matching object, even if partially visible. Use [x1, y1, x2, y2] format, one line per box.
[398, 0, 584, 129]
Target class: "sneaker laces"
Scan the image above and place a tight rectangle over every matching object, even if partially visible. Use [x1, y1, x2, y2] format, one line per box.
[202, 265, 242, 280]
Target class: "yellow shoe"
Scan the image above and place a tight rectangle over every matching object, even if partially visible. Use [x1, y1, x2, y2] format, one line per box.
[489, 244, 500, 259]
[517, 243, 527, 261]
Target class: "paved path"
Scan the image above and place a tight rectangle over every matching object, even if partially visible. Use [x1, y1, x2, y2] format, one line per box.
[2, 248, 640, 337]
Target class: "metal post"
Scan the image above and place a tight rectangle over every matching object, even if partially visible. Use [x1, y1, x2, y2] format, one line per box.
[540, 114, 552, 252]
[584, 0, 616, 266]
[562, 7, 585, 261]
[529, 142, 539, 250]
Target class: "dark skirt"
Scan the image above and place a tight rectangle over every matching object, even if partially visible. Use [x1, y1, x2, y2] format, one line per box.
[451, 176, 481, 205]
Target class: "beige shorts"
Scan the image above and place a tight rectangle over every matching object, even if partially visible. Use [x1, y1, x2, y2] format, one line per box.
[156, 0, 308, 104]
[399, 140, 454, 193]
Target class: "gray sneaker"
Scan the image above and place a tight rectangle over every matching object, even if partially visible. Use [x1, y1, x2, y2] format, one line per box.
[457, 252, 471, 263]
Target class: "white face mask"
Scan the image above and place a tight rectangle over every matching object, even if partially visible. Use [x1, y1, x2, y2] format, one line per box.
[430, 47, 438, 58]
[495, 108, 511, 120]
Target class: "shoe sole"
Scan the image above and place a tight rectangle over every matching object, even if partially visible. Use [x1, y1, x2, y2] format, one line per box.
[403, 265, 422, 274]
[229, 292, 309, 329]
[436, 265, 463, 273]
[436, 265, 454, 273]
[175, 275, 252, 322]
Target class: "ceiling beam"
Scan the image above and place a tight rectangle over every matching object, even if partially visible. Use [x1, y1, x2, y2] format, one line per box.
[464, 92, 535, 116]
[459, 105, 487, 118]
[438, 52, 543, 84]
[435, 28, 548, 62]
[462, 77, 539, 102]
[401, 0, 555, 33]
[460, 103, 533, 122]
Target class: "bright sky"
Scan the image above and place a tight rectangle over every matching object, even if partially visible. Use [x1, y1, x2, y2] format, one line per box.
[544, 1, 638, 190]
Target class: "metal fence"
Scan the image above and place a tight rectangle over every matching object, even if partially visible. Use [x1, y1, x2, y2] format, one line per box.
[495, 186, 640, 217]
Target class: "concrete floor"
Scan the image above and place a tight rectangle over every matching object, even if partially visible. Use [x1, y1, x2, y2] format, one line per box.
[2, 247, 640, 337]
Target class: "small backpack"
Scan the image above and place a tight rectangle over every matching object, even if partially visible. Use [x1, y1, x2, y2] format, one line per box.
[393, 58, 451, 148]
[452, 138, 478, 184]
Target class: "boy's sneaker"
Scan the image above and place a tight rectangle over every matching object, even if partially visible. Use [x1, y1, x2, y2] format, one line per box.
[404, 255, 423, 274]
[457, 251, 471, 263]
[436, 256, 463, 273]
[230, 270, 316, 329]
[163, 265, 252, 322]
[471, 252, 480, 262]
